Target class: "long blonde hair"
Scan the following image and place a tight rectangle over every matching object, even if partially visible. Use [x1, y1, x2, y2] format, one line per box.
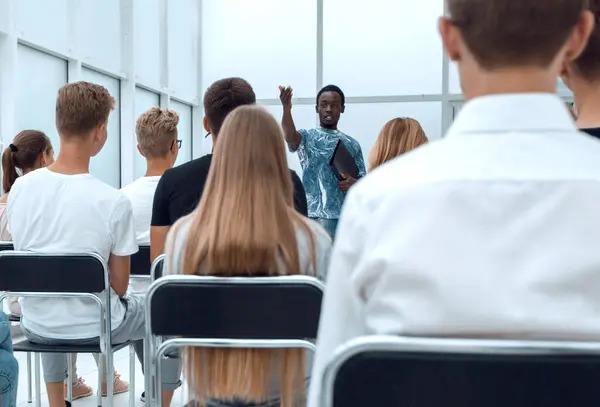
[369, 118, 428, 171]
[173, 105, 316, 406]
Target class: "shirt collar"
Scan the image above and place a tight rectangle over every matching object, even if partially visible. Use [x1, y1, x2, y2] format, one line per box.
[447, 93, 576, 137]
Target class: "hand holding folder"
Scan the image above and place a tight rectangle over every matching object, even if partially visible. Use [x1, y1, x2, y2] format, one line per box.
[329, 140, 360, 192]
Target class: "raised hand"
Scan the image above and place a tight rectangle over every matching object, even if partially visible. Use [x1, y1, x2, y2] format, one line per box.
[279, 86, 293, 109]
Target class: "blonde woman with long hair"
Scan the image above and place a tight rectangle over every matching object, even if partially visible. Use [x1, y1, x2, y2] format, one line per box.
[165, 105, 332, 407]
[369, 117, 428, 171]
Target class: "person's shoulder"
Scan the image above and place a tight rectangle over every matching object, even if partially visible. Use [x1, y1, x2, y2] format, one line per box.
[298, 217, 332, 248]
[159, 155, 211, 187]
[341, 131, 361, 146]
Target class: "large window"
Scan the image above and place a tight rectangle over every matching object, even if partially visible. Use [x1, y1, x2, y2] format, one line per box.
[82, 68, 122, 187]
[170, 100, 193, 166]
[324, 0, 443, 96]
[134, 87, 161, 179]
[17, 45, 67, 157]
[202, 0, 317, 99]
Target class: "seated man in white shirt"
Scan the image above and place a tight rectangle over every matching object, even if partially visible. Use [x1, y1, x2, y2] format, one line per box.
[122, 107, 180, 245]
[308, 1, 598, 405]
[7, 81, 180, 407]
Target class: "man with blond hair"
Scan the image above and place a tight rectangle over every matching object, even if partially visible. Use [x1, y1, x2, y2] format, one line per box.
[7, 82, 180, 407]
[122, 107, 180, 245]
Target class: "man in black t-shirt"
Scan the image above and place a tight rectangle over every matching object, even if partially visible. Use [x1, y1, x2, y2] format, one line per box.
[150, 77, 308, 261]
[561, 0, 600, 138]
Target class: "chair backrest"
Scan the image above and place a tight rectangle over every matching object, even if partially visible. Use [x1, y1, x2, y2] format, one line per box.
[151, 254, 165, 281]
[0, 241, 14, 251]
[131, 245, 151, 276]
[323, 336, 600, 407]
[0, 251, 108, 293]
[147, 275, 324, 338]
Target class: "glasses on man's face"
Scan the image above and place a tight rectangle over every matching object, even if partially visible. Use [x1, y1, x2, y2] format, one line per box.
[170, 139, 182, 151]
[205, 132, 211, 138]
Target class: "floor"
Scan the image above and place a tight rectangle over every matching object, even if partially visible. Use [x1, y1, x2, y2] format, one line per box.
[12, 330, 188, 407]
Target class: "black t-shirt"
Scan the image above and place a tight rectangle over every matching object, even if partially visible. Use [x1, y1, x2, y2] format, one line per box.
[582, 128, 600, 140]
[151, 154, 308, 227]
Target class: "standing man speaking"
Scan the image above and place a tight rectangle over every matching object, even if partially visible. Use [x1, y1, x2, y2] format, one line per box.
[280, 85, 366, 240]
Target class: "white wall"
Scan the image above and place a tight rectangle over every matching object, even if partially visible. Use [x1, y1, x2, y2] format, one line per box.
[0, 0, 200, 188]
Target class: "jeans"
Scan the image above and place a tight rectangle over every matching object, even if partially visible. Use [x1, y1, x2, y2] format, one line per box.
[0, 313, 18, 407]
[314, 218, 339, 240]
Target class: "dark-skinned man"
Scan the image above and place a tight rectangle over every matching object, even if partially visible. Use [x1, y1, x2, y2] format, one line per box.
[280, 84, 366, 240]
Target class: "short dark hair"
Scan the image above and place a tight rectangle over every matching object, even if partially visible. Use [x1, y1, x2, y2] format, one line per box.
[317, 85, 345, 106]
[447, 0, 587, 69]
[573, 0, 600, 80]
[203, 78, 256, 135]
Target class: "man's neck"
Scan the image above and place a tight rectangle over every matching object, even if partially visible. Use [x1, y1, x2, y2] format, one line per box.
[319, 124, 338, 131]
[462, 67, 557, 101]
[145, 158, 172, 177]
[48, 142, 91, 175]
[573, 82, 600, 129]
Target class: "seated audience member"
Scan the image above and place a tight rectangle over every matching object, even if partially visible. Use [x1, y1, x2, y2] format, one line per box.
[150, 78, 308, 261]
[165, 105, 332, 407]
[1, 130, 54, 315]
[308, 1, 597, 406]
[279, 85, 367, 240]
[0, 131, 104, 400]
[7, 81, 180, 407]
[0, 312, 18, 407]
[122, 107, 180, 245]
[368, 118, 428, 171]
[562, 0, 600, 135]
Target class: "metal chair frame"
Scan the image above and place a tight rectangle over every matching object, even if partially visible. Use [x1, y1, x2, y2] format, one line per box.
[0, 251, 136, 407]
[145, 274, 324, 407]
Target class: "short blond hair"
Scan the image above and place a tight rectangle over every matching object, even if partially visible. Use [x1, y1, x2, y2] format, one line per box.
[56, 81, 115, 137]
[136, 107, 180, 158]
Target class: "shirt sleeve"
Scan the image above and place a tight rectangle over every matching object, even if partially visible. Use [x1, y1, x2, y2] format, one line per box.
[151, 172, 172, 227]
[297, 129, 313, 155]
[290, 169, 308, 216]
[307, 190, 368, 407]
[109, 195, 139, 256]
[354, 142, 367, 178]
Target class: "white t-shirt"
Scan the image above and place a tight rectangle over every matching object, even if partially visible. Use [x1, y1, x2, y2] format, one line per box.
[7, 168, 138, 339]
[121, 176, 161, 245]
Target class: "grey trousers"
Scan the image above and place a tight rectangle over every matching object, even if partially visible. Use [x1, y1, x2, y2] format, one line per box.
[22, 294, 181, 390]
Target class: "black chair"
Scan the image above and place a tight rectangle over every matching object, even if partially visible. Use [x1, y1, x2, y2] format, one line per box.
[0, 251, 136, 407]
[130, 245, 151, 294]
[321, 335, 600, 407]
[0, 241, 13, 251]
[145, 274, 325, 406]
[150, 254, 165, 281]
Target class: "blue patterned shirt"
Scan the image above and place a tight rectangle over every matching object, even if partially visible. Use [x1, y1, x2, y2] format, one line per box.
[296, 127, 366, 219]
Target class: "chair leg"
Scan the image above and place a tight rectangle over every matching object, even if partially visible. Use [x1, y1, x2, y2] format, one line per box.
[106, 350, 114, 407]
[97, 353, 103, 407]
[27, 352, 32, 403]
[66, 353, 73, 403]
[129, 345, 135, 407]
[34, 353, 41, 407]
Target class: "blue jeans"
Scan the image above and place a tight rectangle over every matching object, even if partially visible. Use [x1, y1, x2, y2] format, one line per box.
[314, 218, 339, 240]
[0, 312, 18, 407]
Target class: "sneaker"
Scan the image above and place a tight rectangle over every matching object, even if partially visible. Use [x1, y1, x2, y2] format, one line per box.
[101, 371, 130, 396]
[64, 377, 93, 400]
[140, 391, 146, 403]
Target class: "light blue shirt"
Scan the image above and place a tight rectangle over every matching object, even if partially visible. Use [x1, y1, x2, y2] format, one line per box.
[296, 127, 366, 219]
